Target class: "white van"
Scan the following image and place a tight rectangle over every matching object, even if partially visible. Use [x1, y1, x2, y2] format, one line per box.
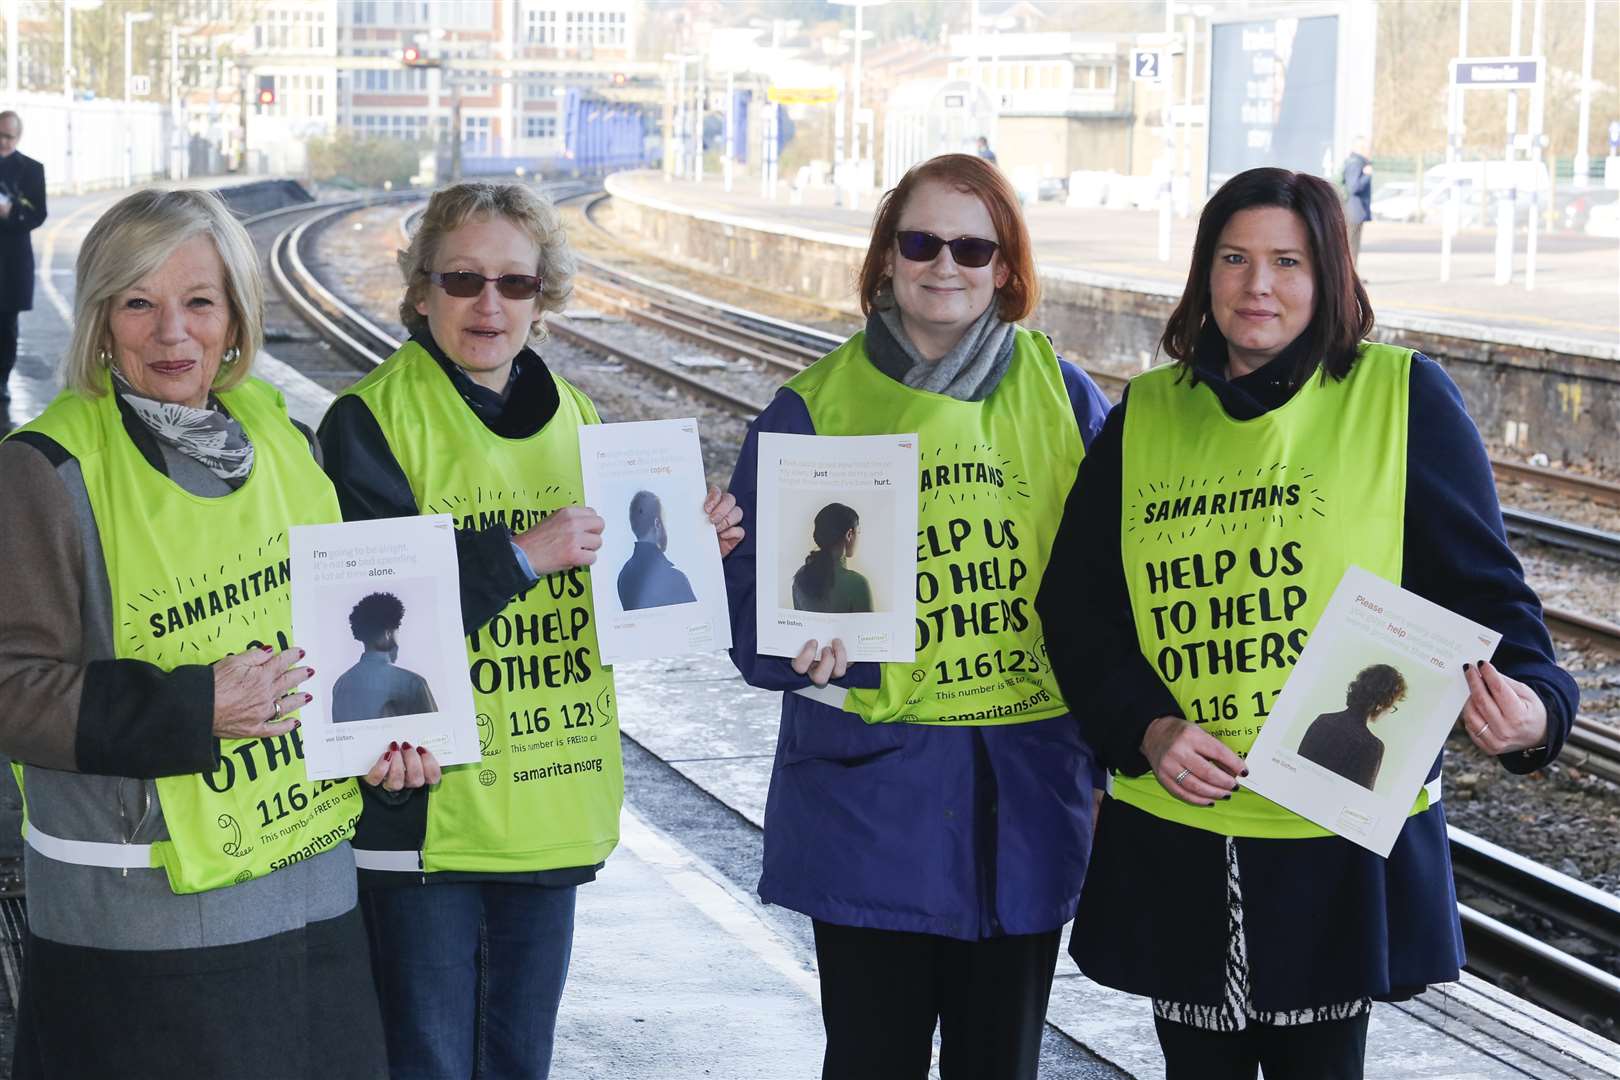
[1405, 160, 1551, 226]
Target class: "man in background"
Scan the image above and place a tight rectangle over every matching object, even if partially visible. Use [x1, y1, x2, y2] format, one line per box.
[975, 135, 998, 165]
[1342, 134, 1373, 269]
[0, 110, 46, 408]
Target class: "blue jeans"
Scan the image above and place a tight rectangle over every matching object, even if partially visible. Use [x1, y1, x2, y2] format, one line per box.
[361, 883, 577, 1080]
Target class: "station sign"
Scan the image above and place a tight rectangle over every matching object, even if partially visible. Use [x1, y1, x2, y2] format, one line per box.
[1451, 57, 1541, 89]
[766, 86, 837, 106]
[1131, 49, 1162, 83]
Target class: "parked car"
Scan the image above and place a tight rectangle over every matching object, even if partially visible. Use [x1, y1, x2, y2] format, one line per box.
[1585, 200, 1620, 238]
[1562, 189, 1619, 232]
[1371, 181, 1419, 221]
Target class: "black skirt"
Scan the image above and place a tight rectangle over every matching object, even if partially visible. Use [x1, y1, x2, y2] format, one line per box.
[13, 907, 386, 1079]
[1069, 796, 1466, 1012]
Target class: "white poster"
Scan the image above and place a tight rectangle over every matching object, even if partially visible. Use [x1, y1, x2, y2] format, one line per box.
[755, 432, 918, 663]
[290, 515, 480, 781]
[578, 417, 732, 665]
[1242, 565, 1501, 857]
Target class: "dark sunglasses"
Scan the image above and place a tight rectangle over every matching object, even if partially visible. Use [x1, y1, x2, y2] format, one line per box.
[895, 230, 1000, 268]
[424, 270, 544, 300]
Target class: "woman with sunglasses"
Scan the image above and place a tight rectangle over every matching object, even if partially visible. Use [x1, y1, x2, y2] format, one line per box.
[723, 153, 1111, 1079]
[318, 182, 742, 1080]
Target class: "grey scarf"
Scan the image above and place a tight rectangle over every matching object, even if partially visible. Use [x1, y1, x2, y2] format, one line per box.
[113, 370, 255, 484]
[869, 287, 1015, 402]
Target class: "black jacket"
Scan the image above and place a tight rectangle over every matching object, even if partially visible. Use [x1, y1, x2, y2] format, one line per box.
[0, 151, 46, 311]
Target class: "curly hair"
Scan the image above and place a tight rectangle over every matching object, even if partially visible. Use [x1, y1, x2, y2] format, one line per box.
[1345, 663, 1407, 717]
[397, 181, 575, 344]
[349, 592, 405, 642]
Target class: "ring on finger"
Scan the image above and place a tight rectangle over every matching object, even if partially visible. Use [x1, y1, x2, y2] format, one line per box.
[1478, 722, 1491, 737]
[1173, 766, 1191, 785]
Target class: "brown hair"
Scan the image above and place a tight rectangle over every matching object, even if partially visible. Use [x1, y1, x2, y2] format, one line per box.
[397, 182, 574, 343]
[856, 153, 1038, 322]
[1160, 167, 1373, 386]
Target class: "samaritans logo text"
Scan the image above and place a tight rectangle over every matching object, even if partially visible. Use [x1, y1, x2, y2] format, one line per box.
[122, 532, 293, 662]
[1126, 464, 1325, 543]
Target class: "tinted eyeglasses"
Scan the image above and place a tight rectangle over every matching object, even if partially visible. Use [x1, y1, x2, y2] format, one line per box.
[424, 270, 544, 300]
[895, 230, 1000, 268]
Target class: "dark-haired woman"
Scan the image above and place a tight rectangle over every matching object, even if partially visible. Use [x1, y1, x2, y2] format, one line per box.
[791, 503, 871, 613]
[1297, 664, 1407, 790]
[725, 153, 1111, 1080]
[1037, 166, 1578, 1078]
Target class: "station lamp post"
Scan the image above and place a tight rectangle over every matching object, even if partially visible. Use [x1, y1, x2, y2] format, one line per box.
[830, 0, 884, 211]
[123, 10, 155, 187]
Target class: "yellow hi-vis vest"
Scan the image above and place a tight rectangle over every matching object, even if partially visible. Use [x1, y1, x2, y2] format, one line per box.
[11, 377, 361, 893]
[784, 328, 1082, 725]
[340, 340, 622, 873]
[1113, 343, 1427, 837]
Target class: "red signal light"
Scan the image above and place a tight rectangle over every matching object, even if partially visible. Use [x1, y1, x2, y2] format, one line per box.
[402, 45, 421, 64]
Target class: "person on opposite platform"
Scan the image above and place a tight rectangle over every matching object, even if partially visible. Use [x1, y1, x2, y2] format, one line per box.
[0, 109, 47, 408]
[0, 189, 430, 1080]
[317, 181, 745, 1080]
[724, 153, 1112, 1080]
[1037, 166, 1579, 1080]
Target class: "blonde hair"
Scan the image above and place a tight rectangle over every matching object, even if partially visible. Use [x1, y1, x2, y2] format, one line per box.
[397, 182, 574, 343]
[66, 189, 262, 398]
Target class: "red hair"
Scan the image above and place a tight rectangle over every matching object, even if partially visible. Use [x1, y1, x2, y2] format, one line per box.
[856, 154, 1038, 322]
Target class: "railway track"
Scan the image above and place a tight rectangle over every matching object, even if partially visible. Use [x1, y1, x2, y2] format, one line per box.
[284, 183, 1620, 1041]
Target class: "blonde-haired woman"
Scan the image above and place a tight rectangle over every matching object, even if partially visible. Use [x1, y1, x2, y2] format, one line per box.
[319, 181, 741, 1080]
[0, 187, 411, 1078]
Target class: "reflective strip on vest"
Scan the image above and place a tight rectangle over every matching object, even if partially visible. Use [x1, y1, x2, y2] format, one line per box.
[24, 823, 154, 870]
[351, 847, 423, 872]
[782, 328, 1083, 726]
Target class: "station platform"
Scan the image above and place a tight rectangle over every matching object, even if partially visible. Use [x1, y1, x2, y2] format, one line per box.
[602, 170, 1620, 358]
[3, 181, 1618, 1079]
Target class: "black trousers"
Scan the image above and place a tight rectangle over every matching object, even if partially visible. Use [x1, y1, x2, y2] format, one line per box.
[0, 309, 17, 394]
[812, 920, 1061, 1080]
[1155, 1012, 1370, 1080]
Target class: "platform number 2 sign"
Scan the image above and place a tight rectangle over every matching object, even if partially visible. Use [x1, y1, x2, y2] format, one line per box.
[1132, 50, 1162, 83]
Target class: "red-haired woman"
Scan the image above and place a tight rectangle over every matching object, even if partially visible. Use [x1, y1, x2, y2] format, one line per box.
[1038, 167, 1578, 1077]
[723, 153, 1111, 1079]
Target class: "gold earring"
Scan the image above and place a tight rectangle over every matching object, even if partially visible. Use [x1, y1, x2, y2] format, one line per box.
[222, 346, 240, 366]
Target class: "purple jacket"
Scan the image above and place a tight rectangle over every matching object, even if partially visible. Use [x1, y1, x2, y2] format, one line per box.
[724, 350, 1112, 940]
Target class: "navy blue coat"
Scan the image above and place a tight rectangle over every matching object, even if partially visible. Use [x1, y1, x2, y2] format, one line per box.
[725, 345, 1112, 941]
[0, 150, 45, 312]
[1037, 342, 1580, 1007]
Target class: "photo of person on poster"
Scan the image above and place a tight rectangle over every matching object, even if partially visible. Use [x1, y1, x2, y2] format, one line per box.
[617, 489, 698, 611]
[1295, 662, 1408, 790]
[789, 502, 873, 614]
[331, 590, 439, 723]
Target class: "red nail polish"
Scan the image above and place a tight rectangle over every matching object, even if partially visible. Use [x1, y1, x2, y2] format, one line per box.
[401, 742, 413, 752]
[384, 750, 392, 763]
[389, 741, 399, 752]
[261, 645, 274, 652]
[303, 693, 313, 703]
[417, 745, 429, 756]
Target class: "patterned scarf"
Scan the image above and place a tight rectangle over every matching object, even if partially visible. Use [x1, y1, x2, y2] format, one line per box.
[113, 369, 255, 483]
